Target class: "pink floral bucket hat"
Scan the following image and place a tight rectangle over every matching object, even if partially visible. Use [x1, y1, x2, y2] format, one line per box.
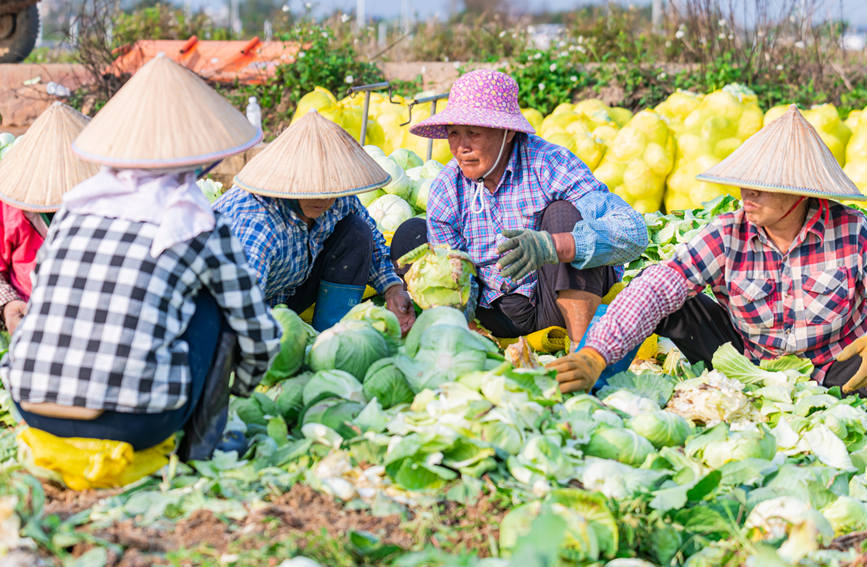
[409, 70, 536, 140]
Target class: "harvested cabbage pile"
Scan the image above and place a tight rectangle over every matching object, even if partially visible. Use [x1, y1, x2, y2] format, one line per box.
[623, 194, 740, 283]
[239, 298, 867, 565]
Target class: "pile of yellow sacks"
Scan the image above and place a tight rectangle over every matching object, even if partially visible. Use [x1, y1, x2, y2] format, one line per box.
[292, 87, 452, 164]
[594, 110, 676, 213]
[291, 83, 867, 213]
[844, 107, 867, 191]
[664, 85, 764, 211]
[535, 99, 632, 170]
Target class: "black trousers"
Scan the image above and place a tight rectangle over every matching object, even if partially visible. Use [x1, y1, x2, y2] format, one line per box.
[282, 214, 373, 312]
[658, 293, 863, 393]
[390, 201, 617, 337]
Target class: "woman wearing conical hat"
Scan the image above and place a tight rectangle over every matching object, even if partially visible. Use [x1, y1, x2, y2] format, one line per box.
[0, 55, 282, 460]
[214, 111, 416, 333]
[0, 102, 98, 333]
[549, 105, 867, 396]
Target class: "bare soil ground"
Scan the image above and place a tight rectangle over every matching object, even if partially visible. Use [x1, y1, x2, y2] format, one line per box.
[40, 481, 509, 565]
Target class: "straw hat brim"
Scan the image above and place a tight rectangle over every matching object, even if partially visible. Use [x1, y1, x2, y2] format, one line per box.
[73, 54, 261, 169]
[409, 107, 536, 140]
[0, 102, 99, 212]
[696, 104, 867, 202]
[72, 134, 262, 170]
[234, 111, 391, 198]
[695, 174, 867, 201]
[234, 175, 389, 199]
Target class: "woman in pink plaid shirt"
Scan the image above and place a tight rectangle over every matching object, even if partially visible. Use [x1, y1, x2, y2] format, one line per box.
[550, 105, 867, 396]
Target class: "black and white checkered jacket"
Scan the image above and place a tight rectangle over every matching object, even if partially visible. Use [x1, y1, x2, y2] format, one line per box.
[0, 208, 282, 413]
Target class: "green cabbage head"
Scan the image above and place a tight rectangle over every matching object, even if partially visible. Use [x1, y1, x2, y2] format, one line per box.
[821, 496, 867, 536]
[397, 244, 476, 310]
[627, 410, 693, 449]
[584, 425, 654, 467]
[500, 500, 600, 563]
[363, 358, 414, 409]
[342, 301, 401, 349]
[307, 320, 389, 380]
[302, 369, 364, 405]
[262, 305, 316, 386]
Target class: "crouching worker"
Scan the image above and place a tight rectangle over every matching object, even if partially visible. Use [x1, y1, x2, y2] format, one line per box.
[215, 111, 415, 334]
[0, 55, 282, 481]
[391, 70, 647, 347]
[0, 102, 98, 333]
[549, 106, 867, 396]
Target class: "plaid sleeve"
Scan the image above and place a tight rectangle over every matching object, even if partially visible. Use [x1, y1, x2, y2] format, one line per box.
[664, 218, 729, 295]
[200, 217, 282, 396]
[542, 147, 648, 268]
[0, 277, 19, 307]
[585, 263, 689, 363]
[427, 176, 468, 251]
[0, 274, 21, 330]
[220, 209, 275, 295]
[569, 191, 649, 269]
[348, 198, 402, 294]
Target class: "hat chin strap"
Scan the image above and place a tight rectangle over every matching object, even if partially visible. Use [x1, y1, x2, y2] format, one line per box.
[470, 130, 509, 215]
[777, 195, 806, 223]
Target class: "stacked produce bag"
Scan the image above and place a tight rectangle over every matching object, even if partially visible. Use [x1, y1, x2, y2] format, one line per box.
[844, 106, 867, 192]
[664, 85, 764, 211]
[594, 110, 676, 213]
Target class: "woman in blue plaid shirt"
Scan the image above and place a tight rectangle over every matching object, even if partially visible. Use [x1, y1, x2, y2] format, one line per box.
[215, 111, 416, 335]
[1, 56, 282, 460]
[392, 70, 647, 348]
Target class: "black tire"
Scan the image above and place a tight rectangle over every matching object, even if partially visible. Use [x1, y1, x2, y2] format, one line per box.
[0, 4, 39, 63]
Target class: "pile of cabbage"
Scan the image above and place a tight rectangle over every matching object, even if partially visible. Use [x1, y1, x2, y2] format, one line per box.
[234, 299, 867, 565]
[622, 194, 740, 284]
[360, 146, 444, 234]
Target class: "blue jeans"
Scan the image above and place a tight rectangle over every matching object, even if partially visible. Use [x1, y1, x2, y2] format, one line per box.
[15, 292, 223, 451]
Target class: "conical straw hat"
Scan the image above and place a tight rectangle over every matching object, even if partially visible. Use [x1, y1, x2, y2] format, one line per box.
[73, 53, 261, 169]
[234, 111, 390, 198]
[696, 104, 866, 201]
[0, 102, 99, 212]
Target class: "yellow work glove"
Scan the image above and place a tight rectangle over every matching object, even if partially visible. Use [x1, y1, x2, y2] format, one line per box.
[837, 336, 867, 394]
[545, 347, 606, 394]
[525, 326, 569, 353]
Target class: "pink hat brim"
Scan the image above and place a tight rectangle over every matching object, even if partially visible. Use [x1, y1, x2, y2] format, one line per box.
[409, 106, 536, 139]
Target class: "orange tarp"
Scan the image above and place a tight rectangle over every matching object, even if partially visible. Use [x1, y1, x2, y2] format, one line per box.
[109, 37, 307, 84]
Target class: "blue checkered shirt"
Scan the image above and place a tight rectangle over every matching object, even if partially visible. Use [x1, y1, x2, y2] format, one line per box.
[426, 134, 648, 308]
[214, 188, 402, 306]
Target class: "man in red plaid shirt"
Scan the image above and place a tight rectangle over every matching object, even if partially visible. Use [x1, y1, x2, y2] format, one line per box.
[549, 105, 867, 396]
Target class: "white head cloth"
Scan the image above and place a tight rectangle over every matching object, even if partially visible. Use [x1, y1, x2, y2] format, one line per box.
[63, 167, 214, 257]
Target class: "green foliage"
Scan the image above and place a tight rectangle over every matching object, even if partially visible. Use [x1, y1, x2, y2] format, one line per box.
[219, 22, 384, 135]
[502, 50, 594, 115]
[408, 12, 529, 63]
[112, 2, 231, 47]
